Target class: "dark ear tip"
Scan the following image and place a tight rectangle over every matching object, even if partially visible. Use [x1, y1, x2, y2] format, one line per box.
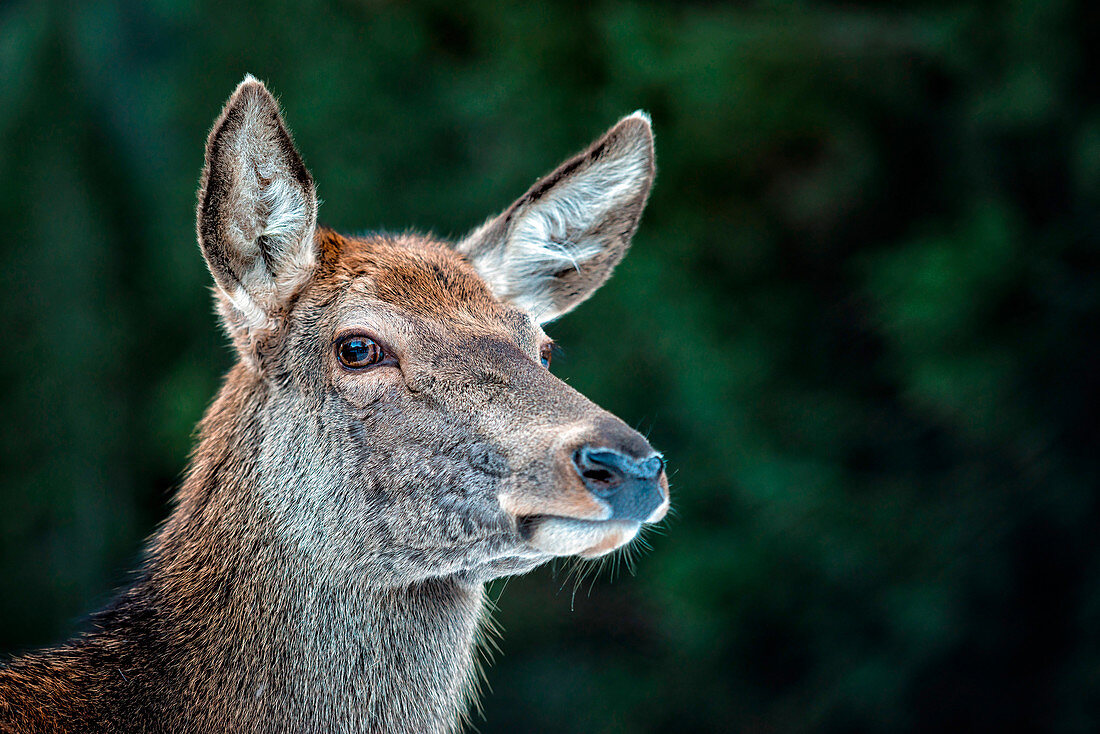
[205, 75, 280, 154]
[609, 110, 655, 155]
[615, 110, 652, 135]
[229, 73, 277, 108]
[620, 109, 652, 127]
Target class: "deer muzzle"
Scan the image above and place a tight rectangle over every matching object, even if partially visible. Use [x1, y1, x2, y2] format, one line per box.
[502, 422, 670, 559]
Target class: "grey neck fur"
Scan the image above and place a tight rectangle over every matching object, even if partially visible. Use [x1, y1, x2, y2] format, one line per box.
[142, 371, 485, 734]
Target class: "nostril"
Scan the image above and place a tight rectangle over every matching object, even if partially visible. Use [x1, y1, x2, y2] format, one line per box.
[581, 467, 617, 485]
[571, 444, 666, 521]
[572, 447, 626, 496]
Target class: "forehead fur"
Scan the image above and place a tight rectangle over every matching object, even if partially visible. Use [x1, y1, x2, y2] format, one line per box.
[315, 227, 515, 324]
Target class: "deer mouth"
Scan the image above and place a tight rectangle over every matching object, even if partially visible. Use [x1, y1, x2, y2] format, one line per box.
[516, 515, 643, 558]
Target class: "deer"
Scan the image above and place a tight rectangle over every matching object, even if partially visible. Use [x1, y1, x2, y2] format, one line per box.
[0, 76, 667, 734]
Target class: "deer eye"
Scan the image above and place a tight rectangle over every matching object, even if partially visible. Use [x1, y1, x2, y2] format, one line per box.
[539, 343, 553, 369]
[336, 336, 385, 370]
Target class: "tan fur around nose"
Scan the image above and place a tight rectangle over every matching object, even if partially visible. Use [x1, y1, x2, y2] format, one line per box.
[0, 76, 664, 734]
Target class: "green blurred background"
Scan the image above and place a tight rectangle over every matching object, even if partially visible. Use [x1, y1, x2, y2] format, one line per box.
[2, 0, 1099, 731]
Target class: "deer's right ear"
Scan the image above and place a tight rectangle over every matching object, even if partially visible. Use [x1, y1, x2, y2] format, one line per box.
[197, 75, 317, 342]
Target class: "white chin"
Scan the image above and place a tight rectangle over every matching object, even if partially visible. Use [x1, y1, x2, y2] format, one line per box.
[525, 518, 640, 558]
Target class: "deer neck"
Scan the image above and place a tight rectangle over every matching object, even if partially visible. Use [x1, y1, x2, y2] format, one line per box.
[143, 370, 485, 733]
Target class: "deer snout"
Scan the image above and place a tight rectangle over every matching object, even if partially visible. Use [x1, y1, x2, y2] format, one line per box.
[506, 422, 669, 558]
[572, 446, 668, 523]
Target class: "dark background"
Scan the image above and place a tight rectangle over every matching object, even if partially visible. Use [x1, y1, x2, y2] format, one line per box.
[2, 1, 1099, 731]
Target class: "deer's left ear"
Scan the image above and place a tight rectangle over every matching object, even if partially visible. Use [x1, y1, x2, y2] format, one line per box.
[458, 112, 655, 324]
[197, 75, 317, 341]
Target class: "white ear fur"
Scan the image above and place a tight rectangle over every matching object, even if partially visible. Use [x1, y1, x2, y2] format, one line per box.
[197, 75, 318, 338]
[458, 112, 655, 324]
[220, 177, 315, 333]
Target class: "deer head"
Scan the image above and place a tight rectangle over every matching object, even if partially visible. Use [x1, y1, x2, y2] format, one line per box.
[193, 76, 667, 588]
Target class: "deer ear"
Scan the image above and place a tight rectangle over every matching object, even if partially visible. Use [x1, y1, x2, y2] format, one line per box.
[197, 75, 317, 339]
[457, 112, 655, 324]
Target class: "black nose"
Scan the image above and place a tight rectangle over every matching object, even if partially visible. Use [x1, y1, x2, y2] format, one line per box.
[572, 446, 665, 522]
